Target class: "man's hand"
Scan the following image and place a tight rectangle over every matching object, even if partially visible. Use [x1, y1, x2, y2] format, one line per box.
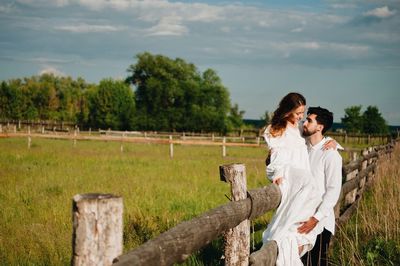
[297, 217, 319, 234]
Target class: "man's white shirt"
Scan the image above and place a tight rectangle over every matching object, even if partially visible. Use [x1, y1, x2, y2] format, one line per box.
[307, 137, 342, 235]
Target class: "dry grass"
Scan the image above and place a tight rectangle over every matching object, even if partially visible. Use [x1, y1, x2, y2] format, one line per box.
[330, 141, 400, 265]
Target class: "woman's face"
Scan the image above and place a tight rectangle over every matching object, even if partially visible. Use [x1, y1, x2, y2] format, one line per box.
[287, 105, 305, 124]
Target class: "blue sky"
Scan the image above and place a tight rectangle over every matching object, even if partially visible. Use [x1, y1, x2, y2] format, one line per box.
[1, 0, 399, 124]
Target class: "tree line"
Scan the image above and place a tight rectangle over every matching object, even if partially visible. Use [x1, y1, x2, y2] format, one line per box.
[0, 52, 244, 133]
[0, 52, 390, 134]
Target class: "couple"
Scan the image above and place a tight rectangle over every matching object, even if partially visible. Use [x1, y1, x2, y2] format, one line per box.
[262, 92, 342, 266]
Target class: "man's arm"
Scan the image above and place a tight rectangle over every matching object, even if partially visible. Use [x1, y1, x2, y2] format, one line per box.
[298, 151, 342, 234]
[313, 152, 342, 221]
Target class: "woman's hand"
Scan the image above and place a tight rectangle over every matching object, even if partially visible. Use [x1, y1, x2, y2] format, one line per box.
[273, 177, 283, 185]
[323, 139, 337, 150]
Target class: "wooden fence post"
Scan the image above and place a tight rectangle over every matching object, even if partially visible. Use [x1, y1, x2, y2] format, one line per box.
[89, 128, 91, 136]
[72, 193, 123, 266]
[220, 164, 250, 266]
[0, 124, 2, 133]
[120, 133, 125, 153]
[14, 124, 17, 133]
[222, 137, 226, 157]
[28, 126, 31, 149]
[169, 135, 174, 158]
[74, 128, 77, 147]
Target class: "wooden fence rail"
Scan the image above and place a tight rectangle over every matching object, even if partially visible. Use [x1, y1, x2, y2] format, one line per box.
[70, 138, 397, 266]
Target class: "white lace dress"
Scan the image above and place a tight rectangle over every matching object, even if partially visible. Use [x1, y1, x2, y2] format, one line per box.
[262, 125, 323, 266]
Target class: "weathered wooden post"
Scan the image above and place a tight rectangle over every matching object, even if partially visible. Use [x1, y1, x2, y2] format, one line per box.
[169, 135, 174, 158]
[222, 137, 226, 157]
[220, 164, 250, 266]
[0, 124, 2, 133]
[212, 133, 215, 142]
[72, 193, 123, 266]
[14, 124, 17, 133]
[120, 132, 125, 153]
[89, 128, 91, 136]
[41, 125, 45, 134]
[28, 126, 31, 149]
[74, 128, 77, 147]
[256, 137, 260, 146]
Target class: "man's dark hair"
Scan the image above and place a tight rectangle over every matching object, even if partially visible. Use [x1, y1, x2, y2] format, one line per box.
[307, 106, 333, 134]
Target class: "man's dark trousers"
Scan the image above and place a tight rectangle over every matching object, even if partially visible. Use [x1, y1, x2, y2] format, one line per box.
[301, 228, 332, 266]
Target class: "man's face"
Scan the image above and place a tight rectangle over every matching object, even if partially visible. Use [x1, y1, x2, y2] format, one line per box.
[303, 114, 321, 136]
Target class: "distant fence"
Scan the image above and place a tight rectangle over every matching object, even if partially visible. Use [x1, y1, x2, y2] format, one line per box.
[70, 139, 397, 265]
[0, 125, 395, 159]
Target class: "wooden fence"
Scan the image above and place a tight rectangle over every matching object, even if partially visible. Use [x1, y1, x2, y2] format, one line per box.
[70, 138, 397, 265]
[0, 125, 394, 160]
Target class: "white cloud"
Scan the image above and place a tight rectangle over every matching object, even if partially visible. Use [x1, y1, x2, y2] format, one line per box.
[364, 6, 396, 18]
[220, 26, 231, 33]
[360, 32, 400, 43]
[291, 27, 303, 33]
[330, 3, 357, 9]
[17, 0, 69, 7]
[144, 17, 188, 36]
[54, 23, 124, 33]
[39, 66, 66, 76]
[0, 3, 14, 13]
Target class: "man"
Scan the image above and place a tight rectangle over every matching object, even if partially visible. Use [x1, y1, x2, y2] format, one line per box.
[297, 106, 343, 266]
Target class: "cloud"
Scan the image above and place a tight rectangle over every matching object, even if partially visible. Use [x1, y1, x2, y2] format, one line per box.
[291, 27, 303, 33]
[364, 6, 396, 18]
[0, 3, 15, 13]
[144, 16, 188, 36]
[54, 23, 124, 33]
[330, 3, 357, 9]
[39, 66, 66, 76]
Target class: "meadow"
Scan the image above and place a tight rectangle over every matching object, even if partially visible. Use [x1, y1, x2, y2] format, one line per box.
[330, 143, 400, 265]
[0, 137, 272, 265]
[0, 136, 385, 265]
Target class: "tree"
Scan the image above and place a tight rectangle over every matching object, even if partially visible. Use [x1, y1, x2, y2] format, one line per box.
[126, 52, 233, 132]
[228, 103, 245, 130]
[341, 105, 363, 133]
[362, 106, 388, 134]
[260, 110, 271, 125]
[88, 79, 135, 130]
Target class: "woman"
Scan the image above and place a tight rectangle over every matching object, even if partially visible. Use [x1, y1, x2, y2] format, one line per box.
[262, 92, 324, 265]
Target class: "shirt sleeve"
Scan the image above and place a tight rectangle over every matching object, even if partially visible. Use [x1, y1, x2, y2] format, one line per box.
[314, 151, 343, 221]
[263, 130, 286, 182]
[266, 149, 286, 182]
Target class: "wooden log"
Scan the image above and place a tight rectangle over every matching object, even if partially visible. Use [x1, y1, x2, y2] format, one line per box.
[220, 164, 250, 266]
[72, 193, 123, 266]
[249, 241, 278, 266]
[113, 185, 281, 266]
[341, 163, 376, 197]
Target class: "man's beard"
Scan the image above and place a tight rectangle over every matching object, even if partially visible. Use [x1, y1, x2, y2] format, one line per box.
[302, 127, 316, 137]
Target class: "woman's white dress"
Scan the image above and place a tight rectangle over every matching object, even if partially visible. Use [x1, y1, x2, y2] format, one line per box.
[262, 125, 323, 266]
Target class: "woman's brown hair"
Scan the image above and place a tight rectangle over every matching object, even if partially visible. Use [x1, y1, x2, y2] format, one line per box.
[268, 92, 306, 137]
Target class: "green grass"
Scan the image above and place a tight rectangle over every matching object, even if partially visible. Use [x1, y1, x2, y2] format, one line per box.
[0, 137, 270, 265]
[0, 136, 384, 265]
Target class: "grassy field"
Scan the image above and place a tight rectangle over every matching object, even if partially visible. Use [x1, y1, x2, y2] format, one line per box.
[0, 136, 384, 265]
[330, 142, 400, 265]
[0, 137, 273, 265]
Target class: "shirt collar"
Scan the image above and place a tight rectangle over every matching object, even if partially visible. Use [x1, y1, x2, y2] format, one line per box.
[308, 137, 327, 151]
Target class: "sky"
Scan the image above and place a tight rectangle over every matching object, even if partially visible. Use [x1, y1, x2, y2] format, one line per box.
[0, 0, 399, 124]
